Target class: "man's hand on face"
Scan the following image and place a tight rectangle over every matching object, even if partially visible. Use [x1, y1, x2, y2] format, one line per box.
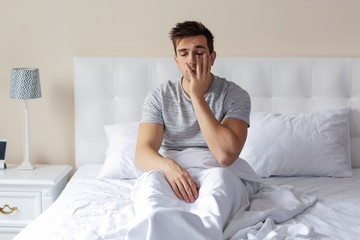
[185, 53, 212, 100]
[163, 159, 198, 203]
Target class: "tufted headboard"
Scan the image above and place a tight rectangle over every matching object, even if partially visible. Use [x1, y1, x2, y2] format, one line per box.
[74, 57, 360, 168]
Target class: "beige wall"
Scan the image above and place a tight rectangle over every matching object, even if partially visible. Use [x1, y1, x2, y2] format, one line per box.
[1, 0, 360, 170]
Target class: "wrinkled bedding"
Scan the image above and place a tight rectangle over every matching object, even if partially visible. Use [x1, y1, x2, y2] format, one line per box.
[127, 149, 316, 240]
[15, 164, 360, 240]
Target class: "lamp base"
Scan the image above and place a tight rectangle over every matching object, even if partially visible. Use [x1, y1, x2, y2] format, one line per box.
[18, 162, 35, 170]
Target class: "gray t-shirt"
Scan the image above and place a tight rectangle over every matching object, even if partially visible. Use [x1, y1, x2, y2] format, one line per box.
[141, 75, 251, 151]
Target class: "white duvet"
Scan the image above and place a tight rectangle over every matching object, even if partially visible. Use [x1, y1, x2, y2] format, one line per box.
[15, 149, 322, 240]
[126, 148, 316, 240]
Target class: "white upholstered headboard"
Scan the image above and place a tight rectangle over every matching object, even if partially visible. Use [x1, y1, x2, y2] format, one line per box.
[74, 57, 360, 168]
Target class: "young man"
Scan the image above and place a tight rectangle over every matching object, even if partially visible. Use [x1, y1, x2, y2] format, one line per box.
[127, 21, 260, 240]
[135, 21, 251, 203]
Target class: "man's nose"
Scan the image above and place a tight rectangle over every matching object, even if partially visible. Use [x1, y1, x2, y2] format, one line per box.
[188, 53, 196, 67]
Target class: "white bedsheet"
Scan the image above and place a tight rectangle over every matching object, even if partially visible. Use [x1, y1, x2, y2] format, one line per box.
[15, 164, 360, 240]
[15, 164, 135, 240]
[267, 173, 360, 239]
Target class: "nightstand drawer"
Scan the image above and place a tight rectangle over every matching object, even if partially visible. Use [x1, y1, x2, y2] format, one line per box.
[0, 192, 41, 227]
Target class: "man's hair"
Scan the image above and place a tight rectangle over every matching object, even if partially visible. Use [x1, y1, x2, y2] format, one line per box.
[169, 21, 214, 55]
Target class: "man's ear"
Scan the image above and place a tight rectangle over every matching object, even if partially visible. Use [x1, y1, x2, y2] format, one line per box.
[174, 55, 180, 69]
[210, 51, 216, 66]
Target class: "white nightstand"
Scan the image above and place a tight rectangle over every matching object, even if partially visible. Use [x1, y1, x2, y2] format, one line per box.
[0, 164, 72, 239]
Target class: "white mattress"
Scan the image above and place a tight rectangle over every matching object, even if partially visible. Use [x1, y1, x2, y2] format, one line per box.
[15, 165, 360, 240]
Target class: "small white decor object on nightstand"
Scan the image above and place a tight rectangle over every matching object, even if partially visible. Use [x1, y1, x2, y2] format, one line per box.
[0, 164, 72, 239]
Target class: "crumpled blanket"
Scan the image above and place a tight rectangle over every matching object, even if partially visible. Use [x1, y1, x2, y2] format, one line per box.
[230, 218, 315, 240]
[126, 148, 317, 240]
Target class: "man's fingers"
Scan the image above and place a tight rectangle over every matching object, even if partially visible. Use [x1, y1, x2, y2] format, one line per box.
[171, 182, 183, 200]
[200, 53, 210, 77]
[204, 53, 211, 73]
[185, 63, 195, 79]
[181, 180, 196, 203]
[173, 178, 197, 203]
[176, 181, 190, 203]
[188, 179, 198, 200]
[195, 53, 210, 81]
[196, 54, 203, 77]
[164, 161, 197, 203]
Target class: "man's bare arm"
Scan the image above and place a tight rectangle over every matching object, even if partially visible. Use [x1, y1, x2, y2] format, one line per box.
[192, 99, 247, 166]
[185, 53, 248, 166]
[135, 123, 198, 203]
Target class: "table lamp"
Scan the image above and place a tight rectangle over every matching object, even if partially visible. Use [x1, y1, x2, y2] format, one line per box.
[10, 68, 42, 170]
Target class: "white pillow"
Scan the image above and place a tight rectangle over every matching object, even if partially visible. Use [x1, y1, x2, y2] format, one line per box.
[97, 122, 144, 179]
[240, 107, 352, 177]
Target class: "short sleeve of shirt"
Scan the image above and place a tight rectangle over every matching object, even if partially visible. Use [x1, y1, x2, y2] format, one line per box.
[223, 84, 251, 126]
[140, 88, 164, 125]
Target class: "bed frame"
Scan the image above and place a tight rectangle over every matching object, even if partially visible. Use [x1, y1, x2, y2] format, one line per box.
[74, 57, 360, 168]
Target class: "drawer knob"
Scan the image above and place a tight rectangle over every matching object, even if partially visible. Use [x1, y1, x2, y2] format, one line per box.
[0, 204, 18, 214]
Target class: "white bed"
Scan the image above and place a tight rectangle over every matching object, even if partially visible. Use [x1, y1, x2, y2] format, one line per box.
[15, 57, 360, 239]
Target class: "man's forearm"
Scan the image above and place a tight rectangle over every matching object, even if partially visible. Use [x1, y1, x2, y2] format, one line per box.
[135, 145, 171, 173]
[191, 97, 243, 166]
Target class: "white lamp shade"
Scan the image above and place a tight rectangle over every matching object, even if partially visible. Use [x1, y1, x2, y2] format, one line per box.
[10, 68, 42, 99]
